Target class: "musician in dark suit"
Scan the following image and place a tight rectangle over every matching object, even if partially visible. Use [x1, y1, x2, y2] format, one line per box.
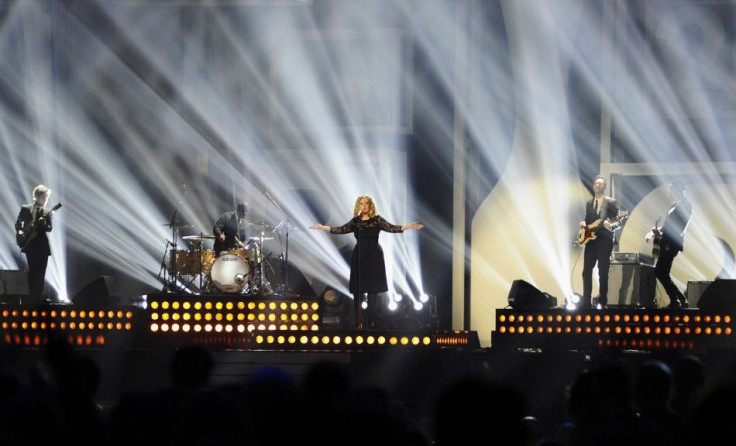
[645, 181, 692, 309]
[15, 185, 53, 301]
[213, 202, 250, 256]
[579, 176, 623, 308]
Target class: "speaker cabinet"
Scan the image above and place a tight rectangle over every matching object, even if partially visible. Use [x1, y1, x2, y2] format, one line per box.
[73, 276, 121, 308]
[507, 280, 556, 309]
[696, 279, 736, 312]
[687, 281, 713, 308]
[0, 270, 29, 302]
[608, 263, 656, 308]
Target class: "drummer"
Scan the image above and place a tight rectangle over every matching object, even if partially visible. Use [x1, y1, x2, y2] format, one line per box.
[213, 202, 250, 256]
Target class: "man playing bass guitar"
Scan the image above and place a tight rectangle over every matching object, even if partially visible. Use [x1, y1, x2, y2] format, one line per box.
[645, 181, 692, 309]
[578, 175, 624, 308]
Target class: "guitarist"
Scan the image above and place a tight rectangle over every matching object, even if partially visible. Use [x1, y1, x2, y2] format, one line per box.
[645, 181, 692, 309]
[14, 184, 53, 302]
[578, 175, 622, 309]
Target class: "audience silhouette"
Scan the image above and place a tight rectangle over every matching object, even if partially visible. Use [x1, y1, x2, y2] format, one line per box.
[3, 335, 736, 446]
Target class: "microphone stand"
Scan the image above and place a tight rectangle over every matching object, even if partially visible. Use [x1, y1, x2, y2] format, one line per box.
[263, 190, 296, 296]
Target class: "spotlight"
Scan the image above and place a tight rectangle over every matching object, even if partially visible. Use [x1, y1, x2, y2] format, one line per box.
[565, 293, 581, 310]
[319, 287, 350, 330]
[387, 293, 399, 311]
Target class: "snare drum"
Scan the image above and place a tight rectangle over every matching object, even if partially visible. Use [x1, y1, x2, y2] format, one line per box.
[210, 252, 250, 293]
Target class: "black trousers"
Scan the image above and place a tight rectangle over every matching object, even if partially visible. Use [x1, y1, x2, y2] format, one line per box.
[582, 237, 614, 305]
[655, 244, 686, 304]
[26, 252, 49, 300]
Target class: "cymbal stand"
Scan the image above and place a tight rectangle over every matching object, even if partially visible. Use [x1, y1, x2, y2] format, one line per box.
[191, 234, 207, 292]
[162, 199, 183, 293]
[156, 240, 173, 292]
[263, 190, 296, 295]
[256, 222, 272, 295]
[161, 196, 192, 293]
[273, 219, 295, 295]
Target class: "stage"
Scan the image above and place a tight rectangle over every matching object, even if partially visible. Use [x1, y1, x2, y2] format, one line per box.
[2, 288, 736, 436]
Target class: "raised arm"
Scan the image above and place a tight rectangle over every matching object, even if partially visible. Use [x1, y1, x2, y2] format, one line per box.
[400, 222, 424, 231]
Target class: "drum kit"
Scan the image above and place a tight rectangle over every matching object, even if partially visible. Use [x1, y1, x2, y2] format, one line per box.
[158, 189, 296, 296]
[168, 222, 276, 295]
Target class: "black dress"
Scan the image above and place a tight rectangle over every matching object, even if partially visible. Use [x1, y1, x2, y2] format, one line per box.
[330, 215, 404, 294]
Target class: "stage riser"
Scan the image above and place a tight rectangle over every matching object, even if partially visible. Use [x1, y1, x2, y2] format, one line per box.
[494, 308, 735, 353]
[0, 293, 475, 352]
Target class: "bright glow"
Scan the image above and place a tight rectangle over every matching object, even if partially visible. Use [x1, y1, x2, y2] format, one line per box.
[0, 1, 734, 354]
[0, 1, 424, 304]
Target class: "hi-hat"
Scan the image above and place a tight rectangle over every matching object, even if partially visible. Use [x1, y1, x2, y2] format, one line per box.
[183, 235, 216, 240]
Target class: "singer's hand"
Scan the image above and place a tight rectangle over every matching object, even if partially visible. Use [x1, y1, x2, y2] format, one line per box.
[404, 222, 423, 230]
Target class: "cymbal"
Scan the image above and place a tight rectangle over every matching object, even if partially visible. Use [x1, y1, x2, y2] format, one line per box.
[163, 223, 194, 228]
[247, 221, 272, 228]
[250, 236, 274, 241]
[183, 235, 216, 240]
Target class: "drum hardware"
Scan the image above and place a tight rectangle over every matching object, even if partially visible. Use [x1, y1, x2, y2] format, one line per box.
[157, 191, 194, 292]
[272, 219, 296, 295]
[181, 232, 217, 290]
[250, 221, 275, 295]
[262, 189, 297, 296]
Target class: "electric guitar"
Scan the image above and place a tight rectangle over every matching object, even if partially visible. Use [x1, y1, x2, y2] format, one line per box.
[16, 202, 62, 249]
[577, 210, 628, 246]
[650, 216, 662, 259]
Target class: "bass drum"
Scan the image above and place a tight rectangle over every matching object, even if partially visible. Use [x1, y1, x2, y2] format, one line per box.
[210, 253, 250, 293]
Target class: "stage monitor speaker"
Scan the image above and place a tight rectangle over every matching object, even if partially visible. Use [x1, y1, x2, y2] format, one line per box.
[0, 270, 29, 302]
[73, 276, 121, 308]
[686, 281, 713, 308]
[507, 280, 556, 309]
[696, 279, 736, 313]
[608, 263, 656, 308]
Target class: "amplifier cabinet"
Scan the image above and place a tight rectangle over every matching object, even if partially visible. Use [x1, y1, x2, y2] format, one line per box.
[608, 262, 656, 308]
[0, 270, 29, 302]
[687, 281, 713, 308]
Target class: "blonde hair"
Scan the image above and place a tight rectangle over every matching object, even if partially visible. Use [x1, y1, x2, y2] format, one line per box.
[33, 184, 50, 199]
[353, 194, 377, 218]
